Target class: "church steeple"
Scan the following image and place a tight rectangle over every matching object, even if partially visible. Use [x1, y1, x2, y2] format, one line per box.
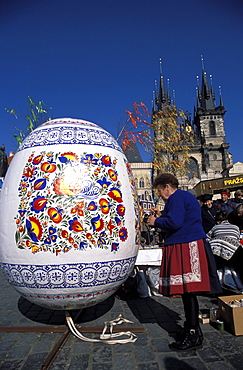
[153, 58, 173, 111]
[209, 74, 215, 101]
[198, 56, 216, 111]
[219, 85, 225, 110]
[195, 56, 225, 115]
[159, 59, 167, 106]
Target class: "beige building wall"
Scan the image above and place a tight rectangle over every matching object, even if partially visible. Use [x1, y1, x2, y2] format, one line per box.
[130, 162, 153, 197]
[229, 161, 243, 177]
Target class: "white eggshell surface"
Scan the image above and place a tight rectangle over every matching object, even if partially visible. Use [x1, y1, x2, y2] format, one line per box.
[0, 118, 139, 309]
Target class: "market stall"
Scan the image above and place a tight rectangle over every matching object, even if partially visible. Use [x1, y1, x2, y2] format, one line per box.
[135, 245, 163, 297]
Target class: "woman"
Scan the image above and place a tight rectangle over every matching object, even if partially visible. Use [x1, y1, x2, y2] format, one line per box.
[200, 193, 217, 233]
[214, 189, 236, 215]
[147, 173, 221, 351]
[207, 210, 243, 286]
[207, 210, 241, 266]
[228, 203, 243, 231]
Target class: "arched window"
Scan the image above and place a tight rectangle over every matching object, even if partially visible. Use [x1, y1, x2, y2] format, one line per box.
[186, 157, 199, 179]
[213, 154, 217, 160]
[134, 178, 138, 188]
[139, 177, 145, 188]
[209, 120, 216, 135]
[146, 177, 151, 187]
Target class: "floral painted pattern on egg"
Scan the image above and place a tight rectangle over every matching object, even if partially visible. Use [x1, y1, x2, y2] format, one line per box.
[0, 118, 140, 309]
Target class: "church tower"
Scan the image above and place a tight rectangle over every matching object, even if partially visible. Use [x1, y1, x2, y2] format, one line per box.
[152, 57, 233, 180]
[192, 57, 232, 177]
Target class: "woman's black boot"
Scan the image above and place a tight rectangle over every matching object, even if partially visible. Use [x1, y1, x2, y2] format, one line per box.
[169, 328, 203, 351]
[176, 323, 203, 342]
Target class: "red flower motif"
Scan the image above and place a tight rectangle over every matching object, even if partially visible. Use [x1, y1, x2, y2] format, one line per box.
[117, 204, 125, 216]
[99, 198, 110, 215]
[101, 155, 112, 166]
[47, 207, 63, 223]
[107, 188, 123, 203]
[108, 169, 118, 181]
[26, 216, 43, 241]
[26, 240, 31, 247]
[70, 201, 84, 216]
[107, 219, 115, 235]
[23, 167, 35, 178]
[69, 217, 84, 232]
[119, 227, 128, 241]
[40, 162, 57, 173]
[32, 155, 43, 164]
[61, 230, 68, 238]
[60, 152, 79, 162]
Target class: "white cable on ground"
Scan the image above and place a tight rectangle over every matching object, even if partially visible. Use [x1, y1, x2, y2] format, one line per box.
[65, 312, 137, 344]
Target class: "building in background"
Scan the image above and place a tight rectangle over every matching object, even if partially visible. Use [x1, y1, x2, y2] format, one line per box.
[126, 58, 240, 205]
[151, 58, 233, 191]
[124, 142, 153, 197]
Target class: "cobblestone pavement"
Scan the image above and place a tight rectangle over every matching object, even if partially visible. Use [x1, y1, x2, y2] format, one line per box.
[0, 271, 243, 369]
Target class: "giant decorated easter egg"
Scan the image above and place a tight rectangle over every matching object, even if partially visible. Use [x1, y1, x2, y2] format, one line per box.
[0, 118, 139, 309]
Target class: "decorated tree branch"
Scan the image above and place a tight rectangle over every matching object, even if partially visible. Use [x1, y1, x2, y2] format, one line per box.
[119, 103, 194, 177]
[117, 102, 153, 154]
[5, 96, 52, 147]
[152, 105, 194, 176]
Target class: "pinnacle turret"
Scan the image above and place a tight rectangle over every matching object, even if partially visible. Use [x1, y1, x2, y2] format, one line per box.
[153, 58, 174, 111]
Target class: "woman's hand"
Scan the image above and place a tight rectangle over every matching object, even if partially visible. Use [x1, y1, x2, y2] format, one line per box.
[147, 214, 156, 226]
[150, 207, 162, 217]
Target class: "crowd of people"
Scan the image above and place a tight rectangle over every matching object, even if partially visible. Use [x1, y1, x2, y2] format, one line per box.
[201, 188, 243, 293]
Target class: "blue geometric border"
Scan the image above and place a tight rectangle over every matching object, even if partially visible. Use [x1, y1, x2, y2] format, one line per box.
[0, 256, 136, 290]
[18, 126, 123, 153]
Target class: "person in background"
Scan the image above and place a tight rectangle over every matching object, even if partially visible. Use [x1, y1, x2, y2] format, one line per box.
[207, 210, 241, 269]
[147, 173, 221, 352]
[213, 189, 236, 215]
[0, 145, 8, 178]
[232, 189, 243, 204]
[228, 204, 243, 232]
[200, 194, 217, 233]
[141, 213, 153, 245]
[207, 210, 243, 290]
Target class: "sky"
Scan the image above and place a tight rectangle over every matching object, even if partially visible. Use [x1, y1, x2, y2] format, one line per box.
[1, 0, 243, 163]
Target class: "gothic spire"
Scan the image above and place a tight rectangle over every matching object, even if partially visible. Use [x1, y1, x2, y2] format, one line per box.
[198, 56, 216, 110]
[152, 90, 156, 113]
[172, 89, 176, 107]
[196, 76, 201, 103]
[159, 58, 167, 105]
[153, 58, 173, 111]
[219, 86, 225, 109]
[210, 74, 215, 101]
[167, 79, 171, 105]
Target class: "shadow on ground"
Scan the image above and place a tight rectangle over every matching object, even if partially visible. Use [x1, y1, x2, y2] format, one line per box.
[18, 294, 115, 325]
[125, 296, 183, 338]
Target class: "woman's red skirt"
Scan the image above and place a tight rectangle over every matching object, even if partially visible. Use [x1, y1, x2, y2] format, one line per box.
[159, 239, 210, 296]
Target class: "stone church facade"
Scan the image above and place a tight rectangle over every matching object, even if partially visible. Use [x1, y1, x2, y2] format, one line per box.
[126, 58, 233, 203]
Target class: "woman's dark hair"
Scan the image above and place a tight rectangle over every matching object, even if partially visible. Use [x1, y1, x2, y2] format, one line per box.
[153, 173, 179, 189]
[235, 204, 243, 217]
[215, 210, 228, 223]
